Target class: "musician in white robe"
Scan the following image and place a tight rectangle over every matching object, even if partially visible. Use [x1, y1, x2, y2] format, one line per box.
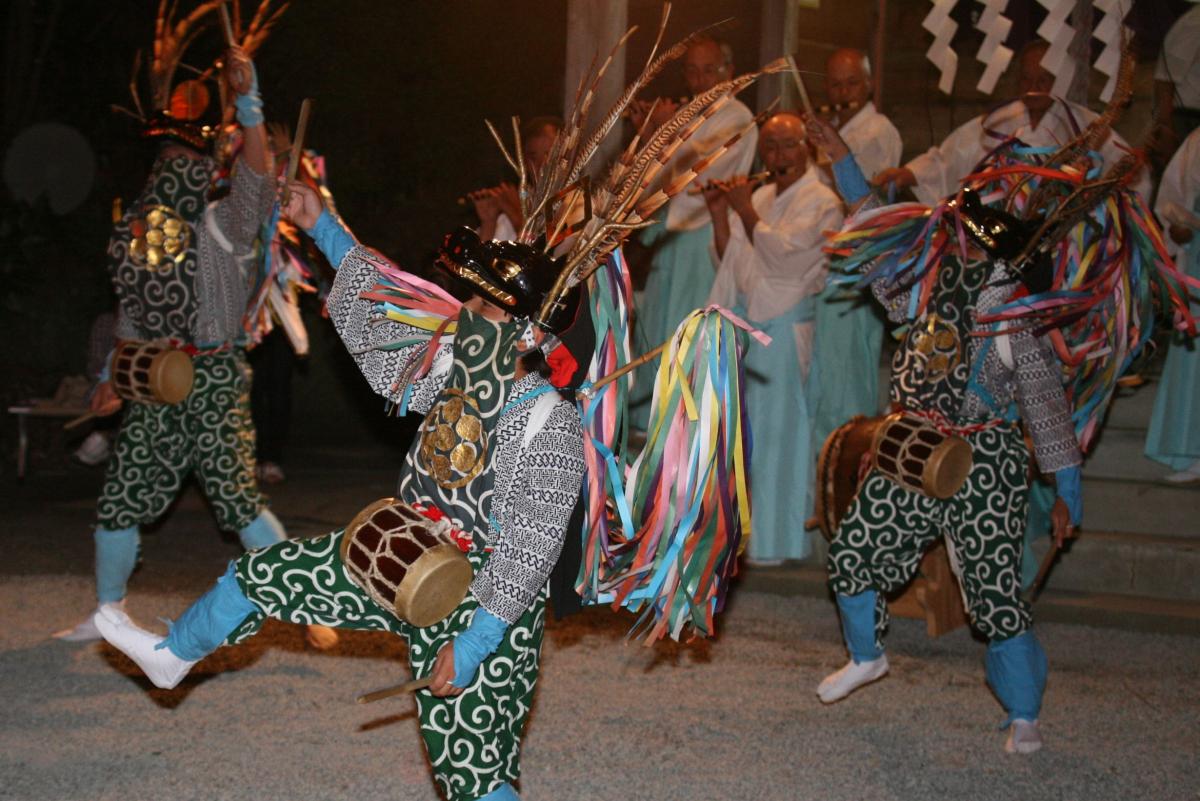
[704, 112, 842, 562]
[811, 48, 898, 458]
[629, 36, 758, 430]
[874, 40, 1151, 203]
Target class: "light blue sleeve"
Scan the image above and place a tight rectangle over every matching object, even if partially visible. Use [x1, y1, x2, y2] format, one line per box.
[450, 607, 509, 688]
[306, 209, 357, 270]
[832, 153, 872, 205]
[233, 61, 263, 127]
[1054, 465, 1082, 525]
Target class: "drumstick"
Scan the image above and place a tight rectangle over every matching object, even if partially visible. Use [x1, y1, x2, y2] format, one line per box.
[356, 675, 433, 704]
[282, 98, 314, 205]
[218, 2, 237, 47]
[1024, 541, 1061, 603]
[63, 411, 97, 431]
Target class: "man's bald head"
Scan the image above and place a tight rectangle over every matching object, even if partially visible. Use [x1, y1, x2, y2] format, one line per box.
[759, 112, 809, 189]
[1016, 40, 1054, 115]
[684, 36, 733, 95]
[825, 48, 872, 116]
[763, 111, 807, 138]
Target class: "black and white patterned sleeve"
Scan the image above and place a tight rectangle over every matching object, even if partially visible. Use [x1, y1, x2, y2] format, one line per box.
[1011, 329, 1081, 473]
[470, 401, 586, 625]
[212, 156, 275, 253]
[868, 279, 911, 323]
[326, 244, 453, 412]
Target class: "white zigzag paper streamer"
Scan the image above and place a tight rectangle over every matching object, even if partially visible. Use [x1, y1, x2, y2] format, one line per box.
[1037, 0, 1077, 99]
[974, 0, 1013, 94]
[923, 0, 959, 95]
[1093, 0, 1131, 102]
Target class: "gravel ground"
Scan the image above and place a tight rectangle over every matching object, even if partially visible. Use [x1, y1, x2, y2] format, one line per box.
[3, 455, 1198, 801]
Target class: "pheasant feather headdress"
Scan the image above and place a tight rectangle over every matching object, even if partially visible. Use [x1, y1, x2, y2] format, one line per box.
[475, 3, 783, 328]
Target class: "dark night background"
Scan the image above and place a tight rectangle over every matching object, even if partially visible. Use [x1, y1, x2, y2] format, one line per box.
[1, 0, 1191, 459]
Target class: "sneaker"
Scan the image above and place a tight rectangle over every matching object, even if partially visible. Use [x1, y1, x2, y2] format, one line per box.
[816, 655, 890, 704]
[1005, 718, 1043, 754]
[53, 600, 128, 642]
[94, 605, 197, 690]
[258, 462, 285, 484]
[74, 432, 111, 466]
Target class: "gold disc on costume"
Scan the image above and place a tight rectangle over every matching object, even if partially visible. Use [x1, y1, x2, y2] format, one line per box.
[911, 314, 962, 383]
[418, 389, 487, 489]
[129, 204, 191, 273]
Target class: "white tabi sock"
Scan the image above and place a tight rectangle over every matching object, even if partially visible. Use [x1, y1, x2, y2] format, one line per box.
[816, 654, 890, 704]
[94, 605, 197, 689]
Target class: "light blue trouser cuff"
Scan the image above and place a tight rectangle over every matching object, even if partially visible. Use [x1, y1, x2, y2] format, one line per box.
[475, 781, 519, 801]
[161, 562, 258, 661]
[986, 630, 1047, 727]
[238, 508, 287, 550]
[836, 590, 883, 663]
[451, 607, 510, 688]
[95, 525, 139, 604]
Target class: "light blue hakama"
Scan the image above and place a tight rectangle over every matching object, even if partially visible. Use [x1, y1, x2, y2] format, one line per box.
[1145, 218, 1200, 471]
[631, 221, 719, 431]
[742, 297, 818, 562]
[809, 283, 886, 454]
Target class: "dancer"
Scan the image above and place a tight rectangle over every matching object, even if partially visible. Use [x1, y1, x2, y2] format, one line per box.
[56, 9, 334, 650]
[96, 14, 777, 798]
[804, 60, 1191, 750]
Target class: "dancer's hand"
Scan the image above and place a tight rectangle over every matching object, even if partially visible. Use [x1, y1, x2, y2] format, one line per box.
[1050, 497, 1077, 549]
[801, 112, 850, 161]
[872, 166, 916, 191]
[469, 187, 501, 225]
[90, 381, 122, 417]
[281, 180, 324, 230]
[428, 642, 464, 697]
[1169, 224, 1193, 246]
[224, 46, 255, 97]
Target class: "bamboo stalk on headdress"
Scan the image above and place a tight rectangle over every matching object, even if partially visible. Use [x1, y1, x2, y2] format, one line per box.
[578, 342, 668, 398]
[785, 54, 815, 116]
[218, 1, 237, 46]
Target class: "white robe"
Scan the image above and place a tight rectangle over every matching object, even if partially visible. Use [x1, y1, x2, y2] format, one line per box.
[1155, 126, 1200, 263]
[663, 97, 758, 232]
[1156, 6, 1200, 112]
[818, 101, 903, 194]
[708, 166, 843, 374]
[905, 98, 1151, 205]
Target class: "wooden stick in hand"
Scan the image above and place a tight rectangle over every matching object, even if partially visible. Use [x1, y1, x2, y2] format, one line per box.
[356, 675, 433, 704]
[282, 98, 314, 205]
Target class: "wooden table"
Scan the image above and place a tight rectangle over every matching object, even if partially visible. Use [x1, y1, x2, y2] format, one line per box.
[8, 402, 89, 479]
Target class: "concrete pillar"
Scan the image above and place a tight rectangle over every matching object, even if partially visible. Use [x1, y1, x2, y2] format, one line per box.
[757, 0, 802, 112]
[563, 0, 629, 175]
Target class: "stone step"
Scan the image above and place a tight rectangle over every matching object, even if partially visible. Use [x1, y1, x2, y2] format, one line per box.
[1082, 427, 1174, 482]
[1081, 476, 1200, 538]
[1100, 382, 1160, 431]
[1028, 530, 1200, 602]
[738, 563, 1200, 636]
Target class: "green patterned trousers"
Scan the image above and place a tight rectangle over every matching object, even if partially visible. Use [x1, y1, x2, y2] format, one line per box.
[227, 530, 545, 801]
[96, 351, 264, 531]
[828, 424, 1032, 649]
